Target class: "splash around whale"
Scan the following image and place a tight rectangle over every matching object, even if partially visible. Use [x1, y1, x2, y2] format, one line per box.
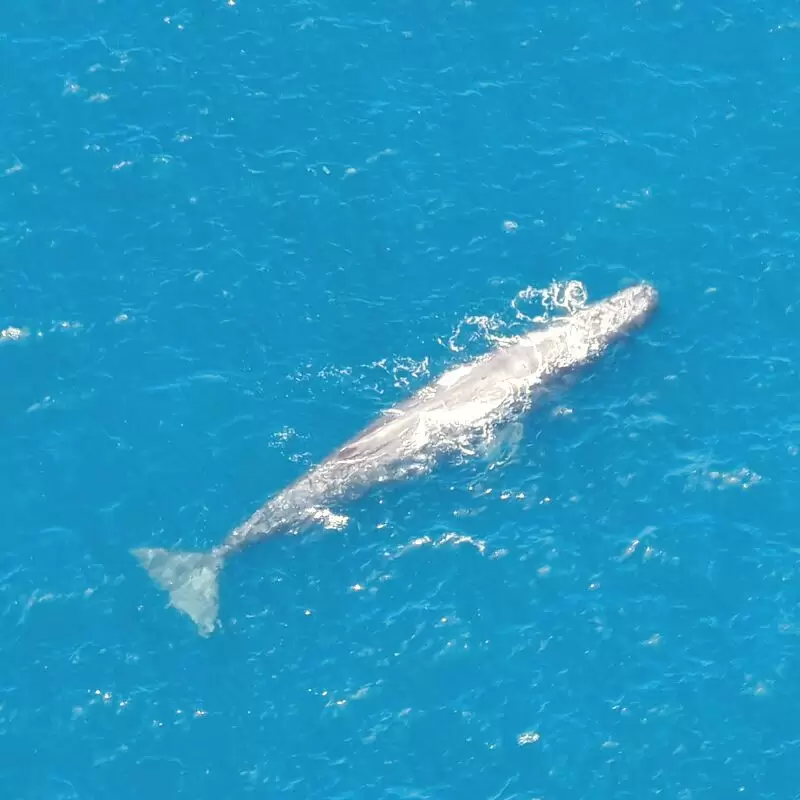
[132, 282, 659, 635]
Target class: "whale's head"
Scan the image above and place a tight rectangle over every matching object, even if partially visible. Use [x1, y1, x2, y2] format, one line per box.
[592, 282, 659, 336]
[552, 282, 658, 365]
[500, 282, 659, 376]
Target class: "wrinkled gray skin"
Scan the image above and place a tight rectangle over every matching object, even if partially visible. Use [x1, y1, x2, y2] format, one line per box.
[133, 282, 658, 635]
[218, 282, 658, 555]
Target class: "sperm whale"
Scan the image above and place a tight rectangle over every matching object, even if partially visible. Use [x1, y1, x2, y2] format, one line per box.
[132, 282, 659, 635]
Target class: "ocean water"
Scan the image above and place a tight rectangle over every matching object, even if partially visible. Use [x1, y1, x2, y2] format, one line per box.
[2, 1, 800, 797]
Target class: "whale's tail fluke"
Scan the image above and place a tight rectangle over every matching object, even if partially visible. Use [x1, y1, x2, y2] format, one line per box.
[132, 547, 224, 636]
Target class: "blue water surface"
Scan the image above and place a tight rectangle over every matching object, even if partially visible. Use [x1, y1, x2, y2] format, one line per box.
[2, 1, 800, 797]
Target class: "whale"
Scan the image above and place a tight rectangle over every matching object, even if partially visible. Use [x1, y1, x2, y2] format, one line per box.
[132, 282, 658, 635]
